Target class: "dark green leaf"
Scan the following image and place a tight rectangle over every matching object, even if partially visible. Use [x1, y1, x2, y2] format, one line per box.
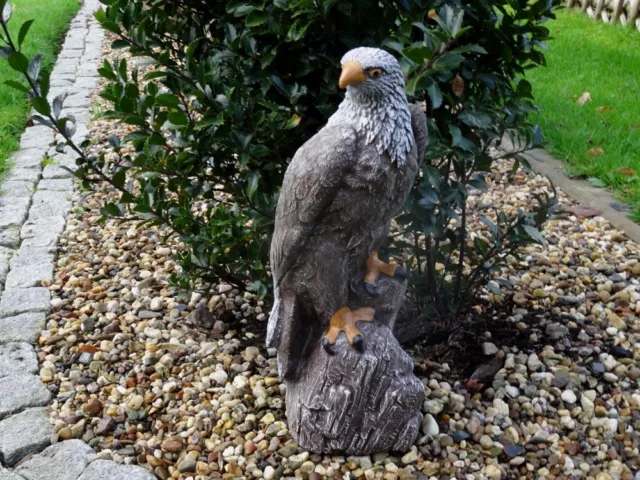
[31, 97, 50, 116]
[7, 51, 28, 73]
[17, 19, 34, 48]
[4, 79, 29, 94]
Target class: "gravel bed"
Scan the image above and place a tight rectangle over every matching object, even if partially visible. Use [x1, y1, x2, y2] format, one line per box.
[36, 35, 640, 480]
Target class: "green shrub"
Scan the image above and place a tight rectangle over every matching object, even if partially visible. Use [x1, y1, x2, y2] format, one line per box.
[1, 0, 559, 322]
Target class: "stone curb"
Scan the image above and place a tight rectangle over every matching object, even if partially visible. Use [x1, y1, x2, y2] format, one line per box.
[500, 137, 640, 245]
[0, 1, 154, 478]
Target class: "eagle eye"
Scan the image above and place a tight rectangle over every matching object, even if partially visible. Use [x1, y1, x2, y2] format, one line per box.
[367, 68, 384, 79]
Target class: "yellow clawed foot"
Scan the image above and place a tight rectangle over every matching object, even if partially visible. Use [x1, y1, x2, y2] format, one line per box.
[322, 306, 375, 355]
[364, 251, 408, 297]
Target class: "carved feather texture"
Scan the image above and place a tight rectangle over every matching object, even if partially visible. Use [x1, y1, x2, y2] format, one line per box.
[268, 48, 427, 379]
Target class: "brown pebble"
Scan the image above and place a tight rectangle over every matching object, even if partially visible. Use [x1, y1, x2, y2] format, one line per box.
[160, 438, 183, 453]
[564, 441, 580, 455]
[146, 455, 165, 467]
[83, 399, 103, 417]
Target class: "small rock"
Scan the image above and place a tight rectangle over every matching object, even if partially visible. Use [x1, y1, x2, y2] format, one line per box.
[561, 390, 577, 404]
[527, 353, 542, 371]
[83, 399, 102, 417]
[421, 414, 439, 437]
[483, 342, 499, 356]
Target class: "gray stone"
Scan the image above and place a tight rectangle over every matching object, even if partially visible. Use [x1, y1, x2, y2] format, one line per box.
[58, 48, 83, 59]
[38, 179, 73, 192]
[26, 191, 72, 220]
[51, 64, 77, 76]
[76, 66, 100, 78]
[9, 248, 55, 269]
[64, 95, 90, 109]
[0, 288, 50, 317]
[546, 322, 569, 340]
[0, 408, 53, 466]
[43, 165, 74, 179]
[63, 38, 85, 50]
[0, 375, 50, 420]
[0, 247, 13, 286]
[0, 312, 46, 344]
[73, 78, 98, 90]
[20, 232, 60, 250]
[0, 466, 23, 480]
[49, 77, 74, 88]
[21, 217, 66, 240]
[0, 196, 29, 210]
[5, 262, 54, 288]
[10, 149, 46, 169]
[0, 229, 20, 249]
[16, 440, 93, 480]
[77, 461, 156, 480]
[0, 203, 29, 230]
[0, 181, 35, 198]
[19, 135, 46, 150]
[0, 343, 38, 377]
[5, 168, 41, 183]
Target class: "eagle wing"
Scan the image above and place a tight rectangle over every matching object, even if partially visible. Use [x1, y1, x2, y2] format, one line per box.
[270, 124, 357, 285]
[409, 103, 428, 164]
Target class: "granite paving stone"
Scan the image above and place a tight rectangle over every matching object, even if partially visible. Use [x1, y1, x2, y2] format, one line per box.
[0, 408, 53, 466]
[16, 440, 94, 480]
[0, 466, 23, 480]
[0, 288, 50, 317]
[77, 461, 156, 480]
[0, 343, 38, 378]
[0, 374, 50, 420]
[0, 313, 46, 344]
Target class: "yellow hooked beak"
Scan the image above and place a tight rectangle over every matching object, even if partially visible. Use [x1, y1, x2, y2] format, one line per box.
[339, 61, 366, 89]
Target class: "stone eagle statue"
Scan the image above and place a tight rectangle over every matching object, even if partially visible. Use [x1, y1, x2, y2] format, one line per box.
[267, 47, 428, 380]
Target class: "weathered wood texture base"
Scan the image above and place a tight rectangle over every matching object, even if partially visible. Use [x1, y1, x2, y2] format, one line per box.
[284, 275, 424, 454]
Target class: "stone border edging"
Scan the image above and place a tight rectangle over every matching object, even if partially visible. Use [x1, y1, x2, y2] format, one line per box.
[500, 137, 640, 245]
[0, 2, 155, 478]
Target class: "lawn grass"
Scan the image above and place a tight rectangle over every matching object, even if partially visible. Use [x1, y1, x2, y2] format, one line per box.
[0, 0, 81, 176]
[526, 9, 640, 221]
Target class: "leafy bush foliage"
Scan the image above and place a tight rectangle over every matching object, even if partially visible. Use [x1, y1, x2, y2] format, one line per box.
[1, 0, 559, 321]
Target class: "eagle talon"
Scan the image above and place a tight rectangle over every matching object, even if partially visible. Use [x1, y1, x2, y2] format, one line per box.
[322, 306, 375, 354]
[322, 337, 336, 355]
[352, 334, 364, 353]
[365, 251, 408, 292]
[365, 282, 379, 297]
[394, 265, 409, 280]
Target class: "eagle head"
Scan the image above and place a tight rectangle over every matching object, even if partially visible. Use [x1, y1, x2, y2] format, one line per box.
[330, 47, 413, 167]
[339, 47, 406, 100]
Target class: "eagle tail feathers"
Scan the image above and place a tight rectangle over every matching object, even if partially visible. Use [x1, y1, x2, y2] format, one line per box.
[266, 286, 281, 349]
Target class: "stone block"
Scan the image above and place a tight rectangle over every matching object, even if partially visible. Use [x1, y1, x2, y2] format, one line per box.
[4, 168, 41, 183]
[38, 179, 73, 193]
[77, 461, 156, 480]
[0, 312, 46, 345]
[0, 202, 29, 230]
[0, 343, 38, 378]
[0, 375, 50, 420]
[21, 217, 66, 240]
[16, 440, 93, 480]
[10, 149, 46, 169]
[0, 229, 20, 249]
[0, 466, 23, 480]
[0, 181, 35, 198]
[5, 262, 54, 289]
[26, 191, 72, 220]
[0, 408, 53, 466]
[43, 165, 74, 180]
[0, 288, 50, 317]
[0, 247, 13, 287]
